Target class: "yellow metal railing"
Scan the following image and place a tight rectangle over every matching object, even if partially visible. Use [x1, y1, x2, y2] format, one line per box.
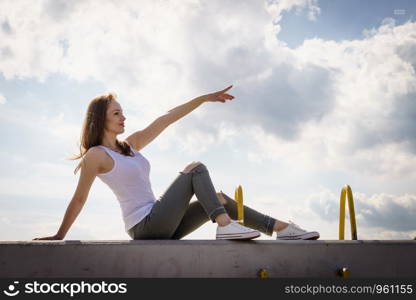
[234, 184, 358, 240]
[339, 184, 358, 240]
[235, 185, 244, 225]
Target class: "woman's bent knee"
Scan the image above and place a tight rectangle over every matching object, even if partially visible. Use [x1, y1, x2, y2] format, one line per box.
[182, 161, 204, 173]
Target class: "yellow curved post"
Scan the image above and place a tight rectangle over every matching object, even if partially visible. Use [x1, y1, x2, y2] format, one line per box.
[235, 185, 244, 225]
[339, 185, 358, 240]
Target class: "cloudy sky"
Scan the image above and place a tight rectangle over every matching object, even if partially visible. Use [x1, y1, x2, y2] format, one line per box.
[1, 0, 415, 241]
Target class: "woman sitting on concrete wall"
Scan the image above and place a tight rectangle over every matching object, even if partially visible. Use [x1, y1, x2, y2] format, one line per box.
[33, 85, 319, 241]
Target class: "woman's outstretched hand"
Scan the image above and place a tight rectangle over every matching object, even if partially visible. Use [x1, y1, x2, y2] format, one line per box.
[200, 85, 235, 103]
[33, 234, 63, 240]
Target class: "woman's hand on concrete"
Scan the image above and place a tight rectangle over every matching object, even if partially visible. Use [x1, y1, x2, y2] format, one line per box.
[33, 234, 63, 240]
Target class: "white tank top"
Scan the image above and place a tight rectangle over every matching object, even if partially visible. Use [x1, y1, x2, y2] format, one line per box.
[96, 144, 156, 232]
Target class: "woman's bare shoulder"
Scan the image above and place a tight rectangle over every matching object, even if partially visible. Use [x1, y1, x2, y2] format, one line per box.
[78, 146, 108, 173]
[84, 146, 107, 162]
[87, 145, 105, 153]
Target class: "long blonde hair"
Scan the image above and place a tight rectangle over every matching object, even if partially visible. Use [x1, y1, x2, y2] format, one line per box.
[68, 93, 134, 174]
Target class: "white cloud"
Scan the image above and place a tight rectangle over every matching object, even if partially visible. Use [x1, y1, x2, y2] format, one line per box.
[357, 193, 416, 231]
[288, 20, 416, 178]
[0, 104, 81, 151]
[0, 93, 6, 104]
[266, 0, 321, 23]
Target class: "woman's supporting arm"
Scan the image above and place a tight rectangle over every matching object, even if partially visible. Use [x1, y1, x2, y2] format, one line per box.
[56, 198, 86, 239]
[33, 149, 101, 240]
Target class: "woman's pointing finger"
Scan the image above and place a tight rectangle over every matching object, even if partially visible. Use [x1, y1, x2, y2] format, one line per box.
[220, 85, 233, 93]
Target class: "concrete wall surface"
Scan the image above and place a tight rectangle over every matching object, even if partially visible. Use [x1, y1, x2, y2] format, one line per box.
[0, 240, 415, 278]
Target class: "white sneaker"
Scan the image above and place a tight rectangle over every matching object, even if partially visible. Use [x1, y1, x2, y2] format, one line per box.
[275, 221, 320, 240]
[216, 220, 261, 240]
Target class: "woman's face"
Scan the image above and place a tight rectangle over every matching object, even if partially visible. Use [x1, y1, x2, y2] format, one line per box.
[105, 100, 126, 135]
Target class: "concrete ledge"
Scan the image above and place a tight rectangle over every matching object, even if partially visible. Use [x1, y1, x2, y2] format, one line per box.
[1, 240, 415, 278]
